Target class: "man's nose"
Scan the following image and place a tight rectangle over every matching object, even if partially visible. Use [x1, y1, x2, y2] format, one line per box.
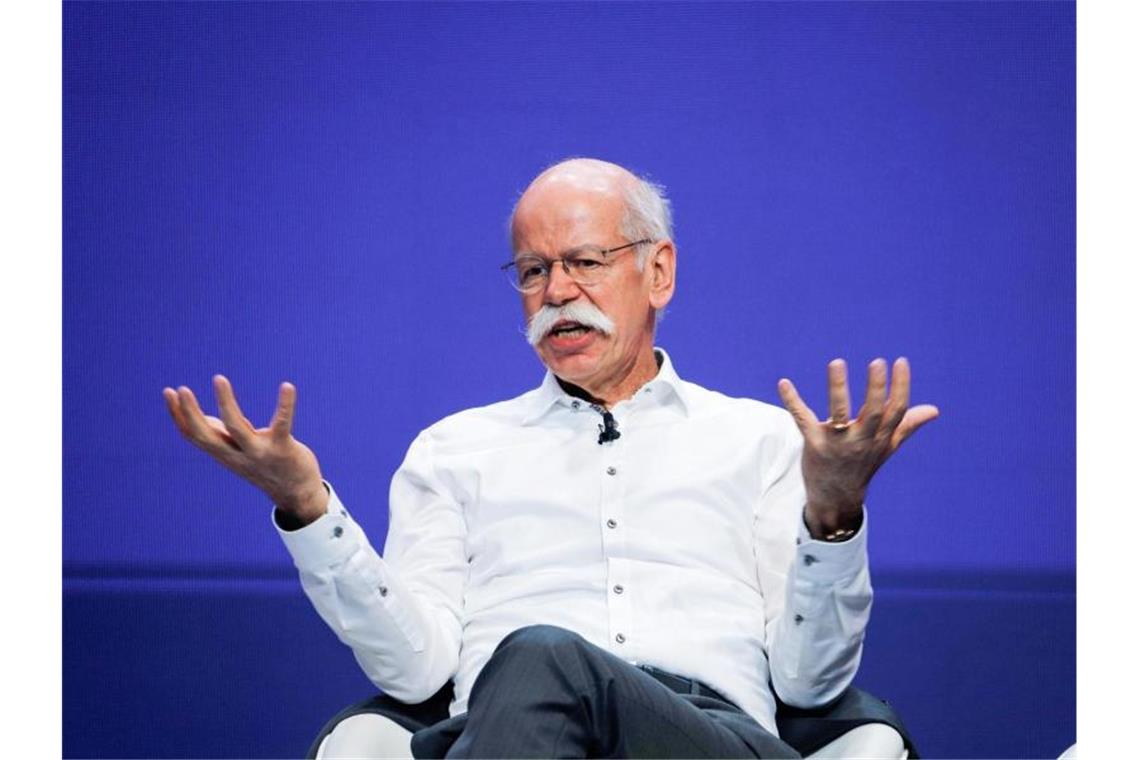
[543, 261, 581, 305]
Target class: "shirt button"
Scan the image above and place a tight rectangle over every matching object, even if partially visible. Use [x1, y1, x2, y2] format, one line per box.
[615, 633, 626, 644]
[571, 400, 581, 409]
[378, 585, 389, 597]
[613, 584, 624, 594]
[803, 554, 818, 566]
[606, 519, 618, 529]
[794, 613, 804, 624]
[606, 466, 617, 476]
[332, 526, 344, 538]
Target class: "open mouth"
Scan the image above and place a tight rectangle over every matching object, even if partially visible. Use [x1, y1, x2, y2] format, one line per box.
[548, 321, 594, 339]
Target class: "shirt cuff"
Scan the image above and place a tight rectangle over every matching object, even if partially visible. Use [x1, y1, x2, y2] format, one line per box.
[273, 481, 360, 569]
[793, 507, 869, 584]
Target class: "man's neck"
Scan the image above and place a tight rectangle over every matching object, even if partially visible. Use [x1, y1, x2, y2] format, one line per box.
[555, 349, 662, 409]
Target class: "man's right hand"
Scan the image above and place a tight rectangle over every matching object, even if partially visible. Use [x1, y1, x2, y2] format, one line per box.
[162, 375, 329, 527]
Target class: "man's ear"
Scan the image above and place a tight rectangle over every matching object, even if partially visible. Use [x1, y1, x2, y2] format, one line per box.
[647, 240, 676, 311]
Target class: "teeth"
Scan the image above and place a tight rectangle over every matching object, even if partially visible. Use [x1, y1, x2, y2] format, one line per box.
[553, 326, 588, 337]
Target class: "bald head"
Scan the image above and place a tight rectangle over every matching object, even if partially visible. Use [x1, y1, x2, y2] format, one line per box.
[510, 158, 673, 262]
[526, 158, 640, 199]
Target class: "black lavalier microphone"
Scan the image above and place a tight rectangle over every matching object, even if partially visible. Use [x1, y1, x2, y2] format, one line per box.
[597, 410, 621, 444]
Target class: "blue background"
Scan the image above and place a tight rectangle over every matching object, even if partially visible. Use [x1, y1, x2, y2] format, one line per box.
[63, 2, 1074, 757]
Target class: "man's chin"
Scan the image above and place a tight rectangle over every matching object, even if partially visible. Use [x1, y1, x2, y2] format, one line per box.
[537, 332, 606, 376]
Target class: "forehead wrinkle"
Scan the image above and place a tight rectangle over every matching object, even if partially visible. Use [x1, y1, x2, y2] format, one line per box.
[512, 159, 635, 250]
[512, 190, 625, 257]
[515, 242, 603, 260]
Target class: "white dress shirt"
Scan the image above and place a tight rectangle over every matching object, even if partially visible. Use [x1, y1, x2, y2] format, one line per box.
[277, 349, 871, 735]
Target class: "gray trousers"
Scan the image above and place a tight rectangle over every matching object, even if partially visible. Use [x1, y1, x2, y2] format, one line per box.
[308, 624, 917, 759]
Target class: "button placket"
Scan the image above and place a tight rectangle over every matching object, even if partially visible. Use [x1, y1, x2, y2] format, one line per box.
[606, 556, 633, 654]
[599, 444, 627, 555]
[598, 401, 626, 533]
[596, 411, 629, 654]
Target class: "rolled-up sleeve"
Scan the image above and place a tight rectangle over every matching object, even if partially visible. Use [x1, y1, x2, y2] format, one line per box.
[275, 431, 466, 703]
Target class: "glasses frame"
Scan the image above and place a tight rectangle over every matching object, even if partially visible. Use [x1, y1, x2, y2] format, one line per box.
[500, 238, 653, 294]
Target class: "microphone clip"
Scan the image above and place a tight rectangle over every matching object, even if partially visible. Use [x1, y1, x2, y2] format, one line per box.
[597, 410, 621, 445]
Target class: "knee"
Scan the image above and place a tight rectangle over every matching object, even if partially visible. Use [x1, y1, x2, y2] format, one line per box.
[469, 626, 593, 707]
[493, 624, 588, 658]
[479, 625, 593, 681]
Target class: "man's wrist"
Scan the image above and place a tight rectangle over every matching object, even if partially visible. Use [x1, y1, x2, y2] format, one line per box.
[274, 480, 330, 531]
[803, 503, 864, 542]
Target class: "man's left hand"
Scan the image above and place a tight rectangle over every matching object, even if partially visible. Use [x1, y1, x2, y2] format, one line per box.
[777, 357, 939, 540]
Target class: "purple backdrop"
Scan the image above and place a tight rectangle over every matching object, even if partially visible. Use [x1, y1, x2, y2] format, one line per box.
[64, 2, 1074, 757]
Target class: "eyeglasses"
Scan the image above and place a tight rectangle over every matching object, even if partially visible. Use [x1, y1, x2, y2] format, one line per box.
[501, 239, 652, 294]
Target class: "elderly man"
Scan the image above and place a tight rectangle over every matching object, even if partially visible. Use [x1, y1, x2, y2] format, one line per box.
[164, 158, 936, 758]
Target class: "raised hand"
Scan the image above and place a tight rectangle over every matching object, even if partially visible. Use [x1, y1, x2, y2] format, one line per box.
[777, 358, 939, 540]
[162, 375, 328, 526]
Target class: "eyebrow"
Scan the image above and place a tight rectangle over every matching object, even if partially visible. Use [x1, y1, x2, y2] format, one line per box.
[514, 244, 603, 259]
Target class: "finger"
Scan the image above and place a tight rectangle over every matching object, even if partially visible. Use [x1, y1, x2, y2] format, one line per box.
[212, 375, 256, 448]
[882, 357, 913, 433]
[856, 358, 888, 434]
[167, 389, 237, 452]
[778, 378, 821, 436]
[163, 387, 191, 436]
[827, 358, 851, 425]
[890, 404, 940, 450]
[176, 385, 226, 449]
[269, 382, 297, 443]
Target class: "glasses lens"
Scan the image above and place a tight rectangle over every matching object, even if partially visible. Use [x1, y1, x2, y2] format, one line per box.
[507, 257, 547, 292]
[565, 251, 607, 286]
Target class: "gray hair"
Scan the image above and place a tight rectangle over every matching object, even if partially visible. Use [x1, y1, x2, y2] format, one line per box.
[619, 175, 674, 270]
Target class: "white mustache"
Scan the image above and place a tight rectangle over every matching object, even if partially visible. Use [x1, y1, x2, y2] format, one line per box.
[526, 302, 615, 346]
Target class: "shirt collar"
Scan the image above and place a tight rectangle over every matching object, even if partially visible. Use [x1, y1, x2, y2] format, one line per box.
[520, 347, 692, 425]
